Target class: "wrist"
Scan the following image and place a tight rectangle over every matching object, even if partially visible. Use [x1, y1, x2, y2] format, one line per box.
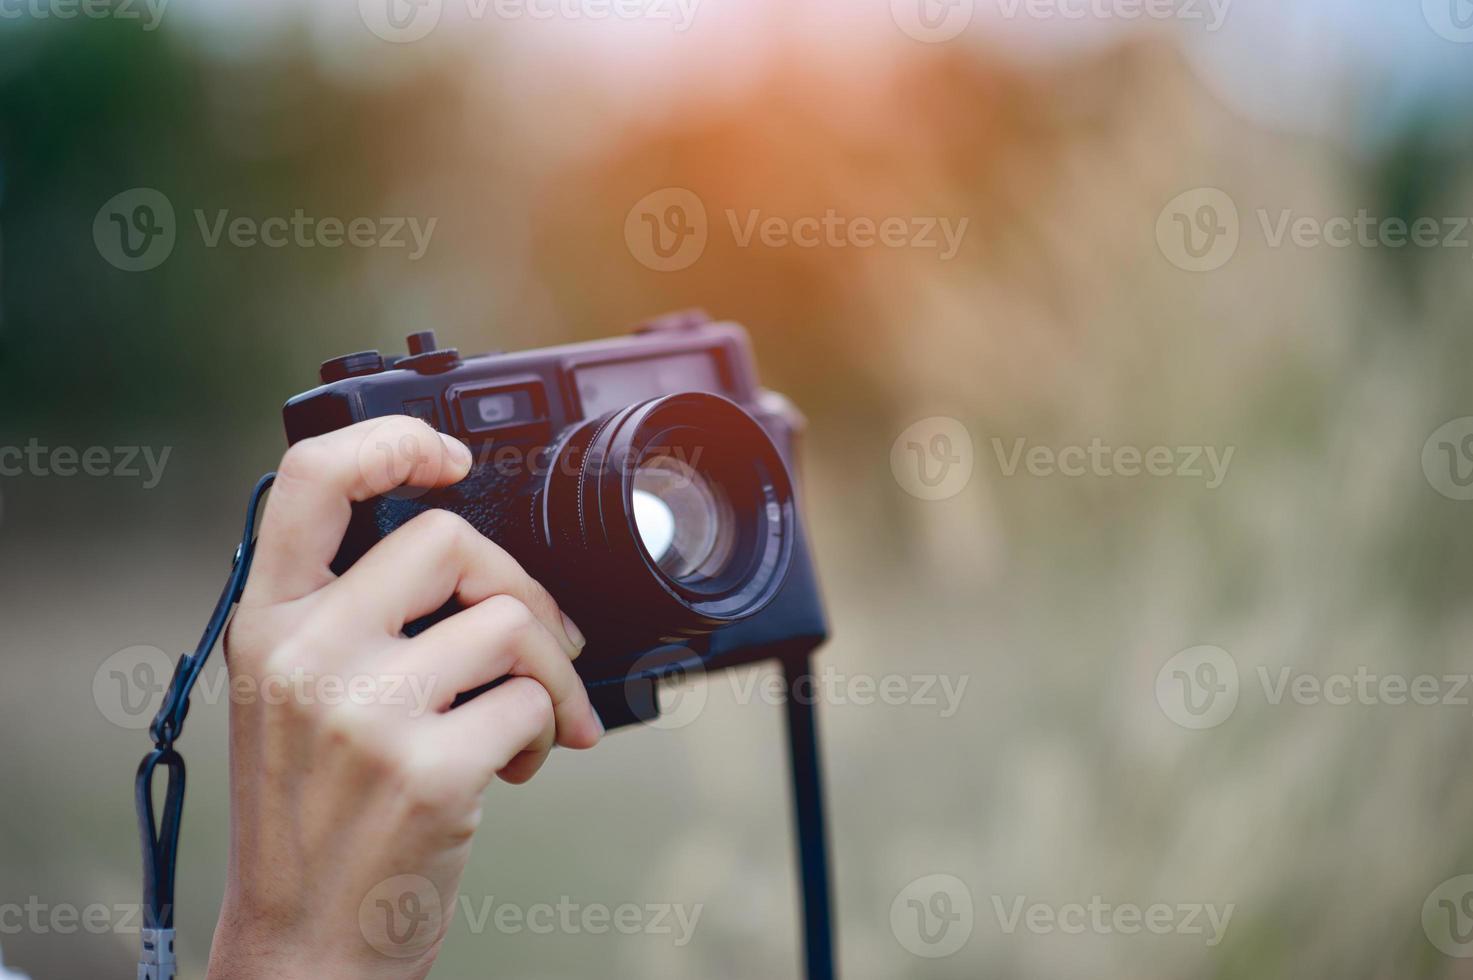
[205, 910, 438, 980]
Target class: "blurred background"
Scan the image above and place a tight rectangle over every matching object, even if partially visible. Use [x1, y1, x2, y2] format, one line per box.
[4, 0, 1473, 976]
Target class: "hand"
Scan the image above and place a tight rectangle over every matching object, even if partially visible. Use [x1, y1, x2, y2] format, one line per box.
[205, 417, 602, 980]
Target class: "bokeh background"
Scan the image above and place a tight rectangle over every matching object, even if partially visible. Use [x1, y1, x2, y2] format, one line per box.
[5, 0, 1473, 976]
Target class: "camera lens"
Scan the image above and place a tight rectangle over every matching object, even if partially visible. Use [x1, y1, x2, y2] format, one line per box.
[535, 392, 795, 638]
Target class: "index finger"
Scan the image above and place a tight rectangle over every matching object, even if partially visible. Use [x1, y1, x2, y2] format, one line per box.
[244, 416, 472, 606]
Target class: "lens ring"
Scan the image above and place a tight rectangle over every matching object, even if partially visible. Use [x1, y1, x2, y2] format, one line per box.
[537, 392, 795, 635]
[622, 415, 786, 607]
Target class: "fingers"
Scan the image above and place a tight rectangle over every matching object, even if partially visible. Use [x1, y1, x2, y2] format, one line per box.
[432, 677, 557, 784]
[496, 724, 556, 785]
[398, 593, 602, 750]
[246, 417, 472, 606]
[328, 509, 584, 658]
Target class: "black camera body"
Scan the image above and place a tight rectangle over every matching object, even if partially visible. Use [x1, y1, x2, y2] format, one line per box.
[282, 311, 828, 729]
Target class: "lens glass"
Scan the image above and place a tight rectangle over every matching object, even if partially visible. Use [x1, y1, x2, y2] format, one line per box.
[630, 489, 676, 562]
[631, 454, 737, 583]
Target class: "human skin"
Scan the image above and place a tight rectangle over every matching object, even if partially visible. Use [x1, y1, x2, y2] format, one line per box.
[204, 416, 603, 980]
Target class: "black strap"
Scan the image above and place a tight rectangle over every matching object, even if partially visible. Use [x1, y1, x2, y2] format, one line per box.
[783, 655, 837, 980]
[135, 473, 275, 931]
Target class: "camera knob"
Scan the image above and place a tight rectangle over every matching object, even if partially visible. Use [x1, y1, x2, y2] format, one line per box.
[398, 331, 461, 374]
[319, 350, 385, 384]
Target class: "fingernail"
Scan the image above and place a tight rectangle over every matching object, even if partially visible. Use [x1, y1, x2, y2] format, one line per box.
[560, 611, 587, 652]
[440, 434, 472, 467]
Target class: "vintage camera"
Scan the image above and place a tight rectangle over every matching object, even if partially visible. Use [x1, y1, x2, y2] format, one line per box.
[282, 310, 828, 729]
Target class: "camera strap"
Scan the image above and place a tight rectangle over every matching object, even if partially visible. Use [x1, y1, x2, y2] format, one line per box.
[134, 473, 275, 980]
[782, 656, 837, 980]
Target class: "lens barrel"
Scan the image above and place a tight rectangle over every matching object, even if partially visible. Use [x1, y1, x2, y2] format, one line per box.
[534, 392, 795, 640]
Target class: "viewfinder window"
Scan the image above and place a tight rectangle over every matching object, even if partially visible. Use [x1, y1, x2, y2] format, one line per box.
[575, 352, 724, 418]
[455, 385, 539, 433]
